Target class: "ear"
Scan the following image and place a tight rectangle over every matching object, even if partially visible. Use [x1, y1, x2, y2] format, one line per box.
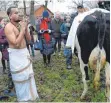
[9, 13, 11, 18]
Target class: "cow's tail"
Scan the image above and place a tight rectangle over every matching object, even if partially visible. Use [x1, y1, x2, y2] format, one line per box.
[94, 11, 106, 90]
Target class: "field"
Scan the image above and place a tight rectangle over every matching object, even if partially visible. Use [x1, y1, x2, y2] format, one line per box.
[0, 52, 106, 102]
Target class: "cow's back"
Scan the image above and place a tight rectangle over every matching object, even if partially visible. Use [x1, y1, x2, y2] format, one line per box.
[76, 11, 110, 63]
[76, 14, 98, 63]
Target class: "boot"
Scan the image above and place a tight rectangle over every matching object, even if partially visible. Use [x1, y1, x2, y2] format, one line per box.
[67, 65, 72, 70]
[44, 63, 47, 68]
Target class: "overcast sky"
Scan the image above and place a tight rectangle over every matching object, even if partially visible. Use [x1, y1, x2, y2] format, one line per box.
[17, 0, 99, 13]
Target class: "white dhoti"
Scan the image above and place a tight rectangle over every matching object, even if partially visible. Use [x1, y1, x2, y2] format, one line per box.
[8, 48, 39, 102]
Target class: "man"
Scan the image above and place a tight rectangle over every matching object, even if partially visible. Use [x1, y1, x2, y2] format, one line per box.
[70, 5, 84, 25]
[65, 5, 84, 69]
[0, 18, 8, 74]
[51, 12, 63, 55]
[5, 7, 39, 102]
[0, 18, 15, 96]
[60, 17, 72, 69]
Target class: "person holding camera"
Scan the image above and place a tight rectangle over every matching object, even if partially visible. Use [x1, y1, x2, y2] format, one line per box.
[36, 10, 54, 67]
[60, 18, 71, 46]
[4, 6, 39, 102]
[60, 17, 72, 69]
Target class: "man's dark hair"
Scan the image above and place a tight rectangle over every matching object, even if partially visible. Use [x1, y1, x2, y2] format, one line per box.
[7, 6, 16, 16]
[77, 5, 84, 9]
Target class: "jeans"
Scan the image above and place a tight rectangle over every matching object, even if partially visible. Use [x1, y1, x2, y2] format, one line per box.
[66, 51, 72, 65]
[63, 38, 67, 45]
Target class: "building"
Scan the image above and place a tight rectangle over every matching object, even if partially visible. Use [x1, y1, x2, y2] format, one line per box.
[19, 5, 54, 18]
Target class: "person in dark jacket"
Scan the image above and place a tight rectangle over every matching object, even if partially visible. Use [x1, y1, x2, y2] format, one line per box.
[36, 10, 54, 67]
[0, 27, 8, 74]
[70, 12, 78, 26]
[70, 5, 84, 25]
[26, 24, 35, 57]
[0, 18, 14, 96]
[51, 12, 63, 55]
[60, 17, 72, 69]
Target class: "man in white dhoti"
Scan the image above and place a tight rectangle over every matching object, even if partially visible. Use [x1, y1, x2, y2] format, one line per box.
[4, 6, 39, 101]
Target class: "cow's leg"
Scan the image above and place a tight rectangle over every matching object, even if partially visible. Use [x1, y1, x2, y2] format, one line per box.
[78, 53, 88, 99]
[81, 50, 90, 80]
[105, 62, 110, 102]
[75, 36, 88, 99]
[93, 47, 103, 90]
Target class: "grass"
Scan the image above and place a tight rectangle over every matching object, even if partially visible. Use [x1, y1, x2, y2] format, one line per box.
[0, 52, 107, 102]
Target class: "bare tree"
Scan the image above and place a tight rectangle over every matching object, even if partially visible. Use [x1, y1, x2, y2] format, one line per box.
[67, 0, 85, 11]
[72, 0, 86, 7]
[45, 0, 48, 9]
[13, 0, 19, 7]
[30, 0, 34, 15]
[85, 1, 98, 9]
[0, 1, 20, 11]
[30, 0, 35, 26]
[23, 0, 26, 16]
[68, 0, 98, 11]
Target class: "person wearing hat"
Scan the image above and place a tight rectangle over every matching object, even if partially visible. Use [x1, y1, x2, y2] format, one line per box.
[36, 10, 54, 67]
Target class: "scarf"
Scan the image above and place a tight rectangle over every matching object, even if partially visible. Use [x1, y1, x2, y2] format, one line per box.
[40, 18, 50, 43]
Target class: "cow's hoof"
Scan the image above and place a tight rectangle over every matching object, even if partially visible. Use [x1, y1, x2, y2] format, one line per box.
[86, 80, 90, 83]
[80, 95, 85, 100]
[86, 76, 89, 81]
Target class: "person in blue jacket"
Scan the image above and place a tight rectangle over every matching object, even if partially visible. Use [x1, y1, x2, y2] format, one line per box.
[62, 5, 84, 70]
[60, 17, 72, 69]
[60, 18, 71, 45]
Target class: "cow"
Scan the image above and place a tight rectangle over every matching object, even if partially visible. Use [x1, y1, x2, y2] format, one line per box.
[74, 10, 110, 101]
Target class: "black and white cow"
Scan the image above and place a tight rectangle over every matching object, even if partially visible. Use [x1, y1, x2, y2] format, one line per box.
[75, 11, 110, 101]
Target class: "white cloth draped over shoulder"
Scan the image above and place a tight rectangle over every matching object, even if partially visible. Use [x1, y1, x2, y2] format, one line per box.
[66, 8, 110, 54]
[8, 48, 39, 102]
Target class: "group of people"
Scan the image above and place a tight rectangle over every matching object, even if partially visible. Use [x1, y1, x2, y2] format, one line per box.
[35, 5, 85, 69]
[0, 1, 109, 101]
[0, 5, 85, 102]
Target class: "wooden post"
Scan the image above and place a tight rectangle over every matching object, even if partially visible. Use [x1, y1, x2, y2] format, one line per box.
[23, 0, 26, 17]
[45, 0, 48, 9]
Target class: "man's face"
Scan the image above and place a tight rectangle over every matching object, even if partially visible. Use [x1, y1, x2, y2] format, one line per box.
[55, 13, 60, 20]
[66, 18, 70, 23]
[77, 8, 84, 13]
[10, 8, 21, 22]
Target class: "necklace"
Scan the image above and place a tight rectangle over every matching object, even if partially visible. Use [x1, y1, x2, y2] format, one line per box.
[10, 22, 21, 32]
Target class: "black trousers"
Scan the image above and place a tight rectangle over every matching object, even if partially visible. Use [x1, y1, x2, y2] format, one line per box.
[7, 60, 14, 90]
[54, 37, 61, 52]
[43, 54, 51, 64]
